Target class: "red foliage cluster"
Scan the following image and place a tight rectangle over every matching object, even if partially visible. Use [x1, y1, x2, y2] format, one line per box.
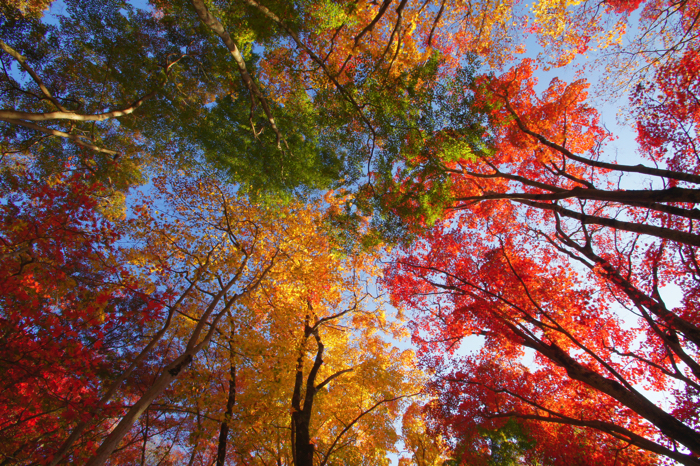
[606, 0, 645, 14]
[634, 46, 700, 179]
[385, 54, 700, 464]
[0, 170, 163, 463]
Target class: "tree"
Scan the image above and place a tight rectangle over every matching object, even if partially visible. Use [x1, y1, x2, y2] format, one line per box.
[382, 55, 700, 465]
[0, 0, 248, 202]
[36, 165, 420, 466]
[0, 166, 167, 465]
[447, 418, 538, 466]
[128, 180, 423, 466]
[80, 170, 291, 466]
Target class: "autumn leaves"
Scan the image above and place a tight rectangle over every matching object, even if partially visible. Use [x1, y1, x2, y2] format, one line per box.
[2, 0, 700, 464]
[0, 163, 421, 464]
[382, 1, 700, 462]
[94, 172, 421, 465]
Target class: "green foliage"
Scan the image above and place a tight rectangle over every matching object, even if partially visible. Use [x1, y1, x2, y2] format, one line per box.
[0, 0, 232, 192]
[480, 420, 537, 466]
[355, 59, 493, 245]
[1, 0, 490, 224]
[446, 419, 538, 466]
[308, 0, 356, 30]
[194, 85, 343, 198]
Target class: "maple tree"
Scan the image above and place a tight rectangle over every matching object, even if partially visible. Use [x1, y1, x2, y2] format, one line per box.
[4, 0, 693, 188]
[0, 166, 167, 465]
[200, 288, 420, 466]
[380, 50, 700, 464]
[3, 1, 54, 18]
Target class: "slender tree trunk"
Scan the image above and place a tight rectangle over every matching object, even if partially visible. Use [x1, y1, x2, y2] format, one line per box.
[216, 360, 236, 466]
[84, 293, 236, 466]
[139, 411, 149, 466]
[49, 303, 182, 466]
[85, 352, 195, 466]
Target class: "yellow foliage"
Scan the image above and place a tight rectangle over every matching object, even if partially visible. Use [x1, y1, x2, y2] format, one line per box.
[123, 166, 422, 463]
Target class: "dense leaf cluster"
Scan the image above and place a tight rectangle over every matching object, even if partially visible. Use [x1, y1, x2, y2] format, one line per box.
[2, 0, 700, 464]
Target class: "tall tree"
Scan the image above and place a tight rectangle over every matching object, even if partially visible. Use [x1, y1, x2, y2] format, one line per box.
[382, 56, 700, 465]
[0, 166, 167, 465]
[141, 189, 423, 466]
[81, 170, 292, 466]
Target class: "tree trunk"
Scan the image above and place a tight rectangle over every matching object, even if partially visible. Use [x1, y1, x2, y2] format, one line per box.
[216, 361, 236, 466]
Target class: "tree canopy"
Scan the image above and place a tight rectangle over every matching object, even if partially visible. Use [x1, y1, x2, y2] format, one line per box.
[2, 0, 700, 464]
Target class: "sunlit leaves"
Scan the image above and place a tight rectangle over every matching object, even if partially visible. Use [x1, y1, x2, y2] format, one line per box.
[0, 168, 163, 464]
[382, 50, 700, 463]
